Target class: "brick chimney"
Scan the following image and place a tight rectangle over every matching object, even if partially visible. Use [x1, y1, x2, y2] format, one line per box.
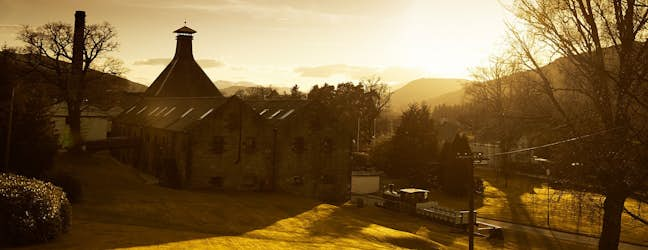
[71, 11, 85, 76]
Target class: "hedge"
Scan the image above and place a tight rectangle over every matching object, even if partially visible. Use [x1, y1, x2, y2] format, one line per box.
[0, 173, 71, 245]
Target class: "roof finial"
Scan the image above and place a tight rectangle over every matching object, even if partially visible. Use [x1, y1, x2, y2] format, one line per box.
[184, 19, 187, 26]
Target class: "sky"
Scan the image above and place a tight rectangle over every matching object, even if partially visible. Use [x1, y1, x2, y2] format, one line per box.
[0, 0, 512, 88]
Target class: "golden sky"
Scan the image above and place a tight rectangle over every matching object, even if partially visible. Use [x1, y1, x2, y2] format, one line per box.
[0, 0, 512, 88]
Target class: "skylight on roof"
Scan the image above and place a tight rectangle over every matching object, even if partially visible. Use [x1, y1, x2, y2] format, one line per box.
[181, 108, 194, 118]
[259, 109, 270, 115]
[164, 107, 176, 117]
[148, 107, 160, 115]
[278, 109, 295, 119]
[136, 106, 147, 115]
[156, 107, 168, 116]
[199, 108, 214, 120]
[125, 105, 136, 114]
[268, 109, 283, 119]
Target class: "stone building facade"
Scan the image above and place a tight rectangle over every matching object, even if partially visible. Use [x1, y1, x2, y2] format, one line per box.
[112, 26, 350, 201]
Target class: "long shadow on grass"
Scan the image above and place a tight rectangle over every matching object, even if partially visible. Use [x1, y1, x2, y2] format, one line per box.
[12, 153, 323, 250]
[303, 199, 488, 250]
[483, 171, 568, 249]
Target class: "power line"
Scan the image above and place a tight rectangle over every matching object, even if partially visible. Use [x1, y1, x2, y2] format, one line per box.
[485, 127, 623, 157]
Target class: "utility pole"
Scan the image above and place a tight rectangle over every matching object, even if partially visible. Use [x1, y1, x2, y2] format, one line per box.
[457, 151, 477, 250]
[356, 116, 360, 152]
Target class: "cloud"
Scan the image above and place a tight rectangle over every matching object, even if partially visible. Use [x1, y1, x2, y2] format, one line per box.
[196, 59, 226, 68]
[294, 64, 377, 79]
[134, 58, 225, 68]
[119, 1, 361, 25]
[294, 64, 428, 84]
[0, 24, 21, 31]
[133, 58, 170, 66]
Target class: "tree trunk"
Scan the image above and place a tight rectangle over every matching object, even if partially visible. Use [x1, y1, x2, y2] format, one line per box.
[598, 191, 628, 250]
[67, 100, 82, 152]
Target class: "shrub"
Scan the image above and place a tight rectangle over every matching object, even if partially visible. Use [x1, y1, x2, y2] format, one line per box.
[47, 172, 83, 203]
[0, 173, 71, 245]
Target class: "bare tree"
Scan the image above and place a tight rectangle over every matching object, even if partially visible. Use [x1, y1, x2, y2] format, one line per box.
[18, 21, 120, 149]
[466, 55, 520, 187]
[505, 0, 648, 248]
[360, 76, 392, 138]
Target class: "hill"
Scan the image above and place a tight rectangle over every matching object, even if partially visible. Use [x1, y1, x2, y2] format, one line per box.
[389, 78, 468, 111]
[1, 53, 146, 109]
[215, 80, 293, 97]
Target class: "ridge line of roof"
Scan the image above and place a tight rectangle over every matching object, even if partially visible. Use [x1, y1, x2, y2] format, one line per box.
[153, 58, 180, 96]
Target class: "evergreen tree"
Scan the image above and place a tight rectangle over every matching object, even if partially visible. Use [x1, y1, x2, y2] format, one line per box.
[440, 134, 472, 195]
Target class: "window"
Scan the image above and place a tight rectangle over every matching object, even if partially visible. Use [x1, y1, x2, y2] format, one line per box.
[148, 107, 160, 115]
[244, 137, 256, 153]
[292, 137, 306, 154]
[209, 176, 224, 188]
[321, 175, 336, 184]
[155, 107, 168, 116]
[321, 137, 333, 154]
[199, 108, 214, 120]
[164, 107, 176, 117]
[136, 106, 147, 115]
[181, 108, 194, 118]
[278, 109, 294, 119]
[292, 176, 304, 185]
[212, 136, 225, 154]
[268, 109, 282, 119]
[125, 105, 136, 114]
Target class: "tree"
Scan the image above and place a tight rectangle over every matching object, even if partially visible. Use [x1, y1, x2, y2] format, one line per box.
[0, 47, 58, 176]
[360, 76, 392, 137]
[308, 80, 391, 150]
[234, 86, 280, 100]
[389, 103, 438, 187]
[18, 19, 120, 150]
[505, 1, 648, 248]
[466, 54, 553, 187]
[439, 134, 472, 195]
[289, 84, 306, 100]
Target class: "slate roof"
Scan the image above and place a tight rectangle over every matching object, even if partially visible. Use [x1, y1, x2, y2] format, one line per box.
[116, 97, 229, 131]
[144, 26, 223, 98]
[246, 100, 309, 125]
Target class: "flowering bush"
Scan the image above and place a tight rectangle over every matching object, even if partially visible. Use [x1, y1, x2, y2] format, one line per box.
[0, 173, 71, 245]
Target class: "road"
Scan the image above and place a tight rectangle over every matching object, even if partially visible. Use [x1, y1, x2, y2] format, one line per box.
[478, 217, 648, 250]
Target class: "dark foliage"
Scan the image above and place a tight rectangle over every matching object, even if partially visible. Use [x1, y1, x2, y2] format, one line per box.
[440, 134, 472, 196]
[46, 172, 83, 203]
[0, 48, 58, 177]
[0, 173, 71, 245]
[369, 103, 438, 188]
[308, 81, 390, 149]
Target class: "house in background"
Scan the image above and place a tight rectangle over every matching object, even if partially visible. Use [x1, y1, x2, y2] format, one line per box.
[111, 26, 351, 201]
[50, 102, 110, 148]
[351, 170, 383, 194]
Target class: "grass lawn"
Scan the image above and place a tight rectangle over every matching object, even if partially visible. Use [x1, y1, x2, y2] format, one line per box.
[11, 153, 598, 249]
[427, 168, 648, 246]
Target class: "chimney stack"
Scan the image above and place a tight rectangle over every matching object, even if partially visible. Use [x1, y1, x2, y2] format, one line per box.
[71, 11, 85, 76]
